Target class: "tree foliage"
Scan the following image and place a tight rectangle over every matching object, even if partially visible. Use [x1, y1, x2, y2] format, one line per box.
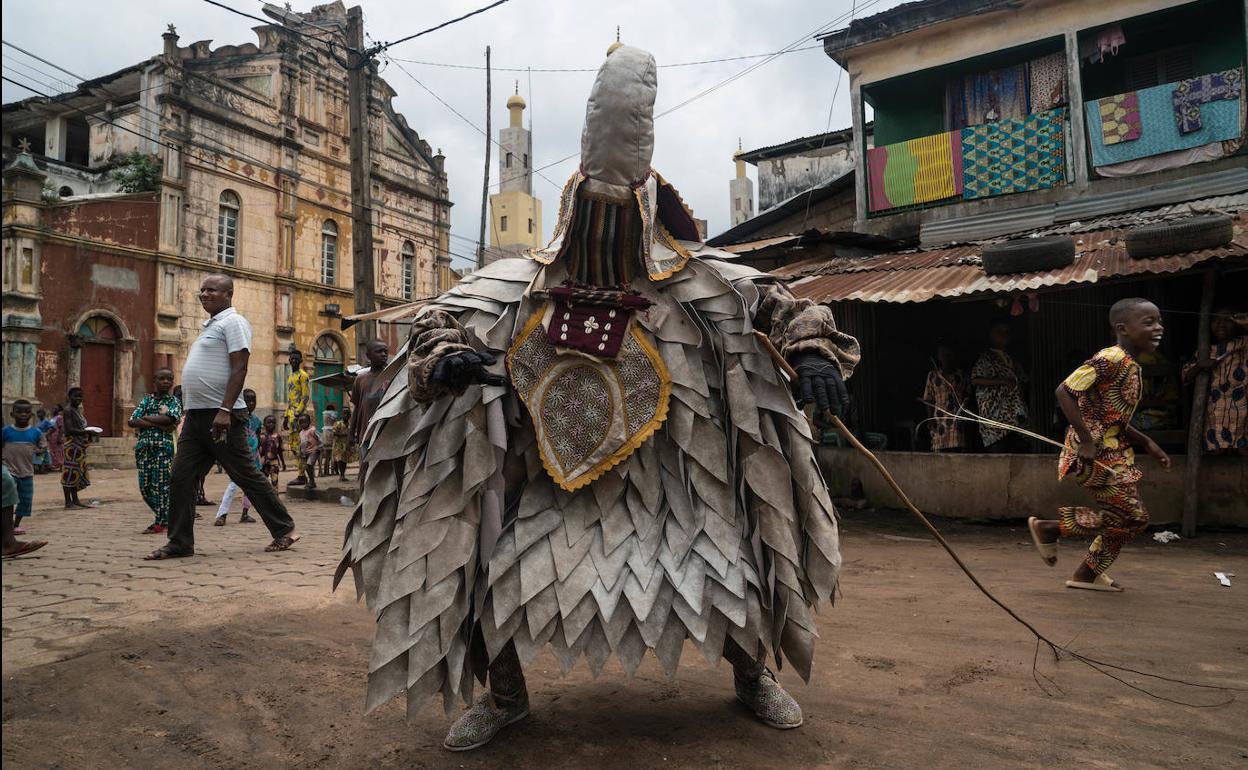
[112, 151, 162, 193]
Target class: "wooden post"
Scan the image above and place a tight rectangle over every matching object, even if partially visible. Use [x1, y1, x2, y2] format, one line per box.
[1181, 268, 1217, 538]
[477, 46, 492, 269]
[347, 5, 376, 363]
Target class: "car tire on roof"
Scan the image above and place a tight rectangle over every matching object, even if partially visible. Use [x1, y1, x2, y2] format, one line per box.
[980, 235, 1076, 276]
[1124, 214, 1235, 259]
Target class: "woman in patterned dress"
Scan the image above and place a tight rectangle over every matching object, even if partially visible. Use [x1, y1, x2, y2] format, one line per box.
[921, 344, 970, 451]
[59, 388, 92, 508]
[971, 322, 1030, 452]
[1184, 307, 1248, 455]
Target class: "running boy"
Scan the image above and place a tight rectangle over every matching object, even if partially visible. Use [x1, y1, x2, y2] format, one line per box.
[128, 368, 182, 534]
[297, 413, 322, 490]
[2, 400, 47, 533]
[214, 389, 262, 526]
[1028, 298, 1171, 591]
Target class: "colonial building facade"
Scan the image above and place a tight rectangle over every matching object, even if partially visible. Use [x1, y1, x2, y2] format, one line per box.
[2, 2, 453, 434]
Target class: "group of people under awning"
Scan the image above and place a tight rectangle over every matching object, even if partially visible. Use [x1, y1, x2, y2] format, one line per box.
[920, 308, 1247, 455]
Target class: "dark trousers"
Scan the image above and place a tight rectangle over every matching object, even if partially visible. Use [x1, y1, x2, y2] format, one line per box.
[168, 409, 294, 553]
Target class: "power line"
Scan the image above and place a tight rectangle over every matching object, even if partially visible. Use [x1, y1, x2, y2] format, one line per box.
[200, 0, 345, 47]
[382, 53, 564, 194]
[369, 0, 512, 55]
[388, 43, 827, 73]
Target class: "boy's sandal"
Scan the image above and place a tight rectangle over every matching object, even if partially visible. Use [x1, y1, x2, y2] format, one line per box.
[213, 516, 227, 526]
[1027, 517, 1058, 567]
[1065, 573, 1124, 592]
[265, 533, 300, 552]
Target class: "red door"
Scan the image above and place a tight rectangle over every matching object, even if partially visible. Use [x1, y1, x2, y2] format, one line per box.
[80, 342, 116, 436]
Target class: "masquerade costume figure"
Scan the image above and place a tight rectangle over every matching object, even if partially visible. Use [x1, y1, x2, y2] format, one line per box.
[337, 45, 860, 751]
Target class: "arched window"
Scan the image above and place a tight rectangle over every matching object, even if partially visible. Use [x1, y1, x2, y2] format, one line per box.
[401, 241, 415, 300]
[59, 185, 74, 198]
[217, 190, 240, 265]
[312, 334, 344, 363]
[321, 219, 337, 285]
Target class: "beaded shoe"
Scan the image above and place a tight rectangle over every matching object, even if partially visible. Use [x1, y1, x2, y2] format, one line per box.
[442, 689, 530, 751]
[735, 668, 803, 729]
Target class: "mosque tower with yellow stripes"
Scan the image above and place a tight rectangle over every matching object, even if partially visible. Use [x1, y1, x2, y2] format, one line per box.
[488, 83, 543, 258]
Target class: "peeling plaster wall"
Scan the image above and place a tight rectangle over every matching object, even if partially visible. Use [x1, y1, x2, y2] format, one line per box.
[757, 144, 855, 212]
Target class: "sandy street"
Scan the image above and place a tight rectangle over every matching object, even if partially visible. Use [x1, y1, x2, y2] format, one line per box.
[3, 468, 1245, 769]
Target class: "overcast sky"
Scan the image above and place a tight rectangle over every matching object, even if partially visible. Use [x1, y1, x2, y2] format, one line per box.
[2, 0, 901, 270]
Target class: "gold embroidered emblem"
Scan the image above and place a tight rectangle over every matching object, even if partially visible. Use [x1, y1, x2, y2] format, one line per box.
[507, 305, 671, 491]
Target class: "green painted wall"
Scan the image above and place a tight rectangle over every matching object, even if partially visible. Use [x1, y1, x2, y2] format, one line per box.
[1079, 0, 1244, 101]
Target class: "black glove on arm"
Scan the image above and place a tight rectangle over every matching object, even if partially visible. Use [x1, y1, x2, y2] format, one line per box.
[430, 350, 506, 389]
[791, 352, 849, 418]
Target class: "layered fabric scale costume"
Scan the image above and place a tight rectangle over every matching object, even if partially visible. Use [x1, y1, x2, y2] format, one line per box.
[336, 45, 860, 746]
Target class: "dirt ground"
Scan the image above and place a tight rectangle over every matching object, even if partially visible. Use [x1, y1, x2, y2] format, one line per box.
[3, 469, 1246, 769]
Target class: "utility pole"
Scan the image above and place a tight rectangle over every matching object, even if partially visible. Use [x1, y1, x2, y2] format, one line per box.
[347, 5, 376, 362]
[477, 46, 491, 269]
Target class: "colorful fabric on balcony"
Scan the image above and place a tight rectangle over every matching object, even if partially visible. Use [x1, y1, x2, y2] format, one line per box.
[866, 131, 963, 212]
[1172, 68, 1243, 134]
[1027, 52, 1067, 112]
[960, 107, 1067, 200]
[1085, 79, 1242, 167]
[947, 64, 1029, 130]
[1098, 92, 1142, 145]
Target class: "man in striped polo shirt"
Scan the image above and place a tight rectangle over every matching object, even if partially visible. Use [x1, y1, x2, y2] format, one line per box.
[145, 274, 298, 559]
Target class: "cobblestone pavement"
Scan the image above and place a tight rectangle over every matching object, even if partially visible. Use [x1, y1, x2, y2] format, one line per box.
[2, 467, 350, 674]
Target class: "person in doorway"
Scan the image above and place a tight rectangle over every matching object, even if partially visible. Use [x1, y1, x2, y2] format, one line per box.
[214, 388, 262, 526]
[348, 339, 393, 453]
[319, 403, 339, 477]
[331, 407, 352, 481]
[259, 415, 284, 489]
[1183, 306, 1248, 455]
[1028, 298, 1171, 592]
[283, 350, 311, 486]
[46, 404, 65, 472]
[3, 465, 46, 558]
[128, 368, 182, 534]
[297, 413, 321, 490]
[920, 344, 969, 451]
[33, 408, 53, 474]
[144, 274, 298, 560]
[972, 321, 1030, 452]
[3, 399, 47, 533]
[60, 388, 92, 509]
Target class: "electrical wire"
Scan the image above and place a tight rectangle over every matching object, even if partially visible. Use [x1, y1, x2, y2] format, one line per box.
[369, 0, 512, 55]
[387, 43, 828, 73]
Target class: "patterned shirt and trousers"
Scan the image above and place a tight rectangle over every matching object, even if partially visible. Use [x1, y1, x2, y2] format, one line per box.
[132, 393, 183, 527]
[166, 307, 295, 554]
[285, 369, 310, 479]
[1056, 346, 1147, 576]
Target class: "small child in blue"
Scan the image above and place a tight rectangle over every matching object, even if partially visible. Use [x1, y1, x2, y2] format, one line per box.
[2, 399, 47, 533]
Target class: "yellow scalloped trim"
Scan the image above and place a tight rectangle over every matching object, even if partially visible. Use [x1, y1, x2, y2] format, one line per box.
[506, 305, 671, 493]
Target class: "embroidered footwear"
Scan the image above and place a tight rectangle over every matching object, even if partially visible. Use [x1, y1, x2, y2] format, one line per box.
[735, 668, 803, 729]
[442, 689, 530, 752]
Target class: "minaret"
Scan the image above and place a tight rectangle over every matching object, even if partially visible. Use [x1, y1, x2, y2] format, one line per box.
[729, 139, 754, 226]
[489, 82, 543, 256]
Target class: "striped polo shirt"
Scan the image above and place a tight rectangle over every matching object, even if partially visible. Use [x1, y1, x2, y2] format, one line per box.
[182, 306, 252, 411]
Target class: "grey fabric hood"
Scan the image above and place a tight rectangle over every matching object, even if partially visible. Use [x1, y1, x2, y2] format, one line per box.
[579, 45, 657, 199]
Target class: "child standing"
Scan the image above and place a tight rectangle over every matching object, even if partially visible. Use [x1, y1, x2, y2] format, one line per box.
[920, 343, 970, 452]
[1029, 298, 1171, 591]
[128, 368, 182, 534]
[298, 413, 322, 489]
[331, 407, 351, 481]
[320, 403, 339, 477]
[214, 389, 262, 526]
[33, 408, 54, 474]
[3, 465, 46, 558]
[2, 400, 47, 533]
[259, 415, 284, 489]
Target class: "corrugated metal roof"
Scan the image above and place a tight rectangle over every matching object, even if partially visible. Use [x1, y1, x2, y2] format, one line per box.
[790, 216, 1248, 304]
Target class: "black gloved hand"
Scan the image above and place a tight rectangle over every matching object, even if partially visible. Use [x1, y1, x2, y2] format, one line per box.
[791, 352, 849, 418]
[430, 350, 506, 389]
